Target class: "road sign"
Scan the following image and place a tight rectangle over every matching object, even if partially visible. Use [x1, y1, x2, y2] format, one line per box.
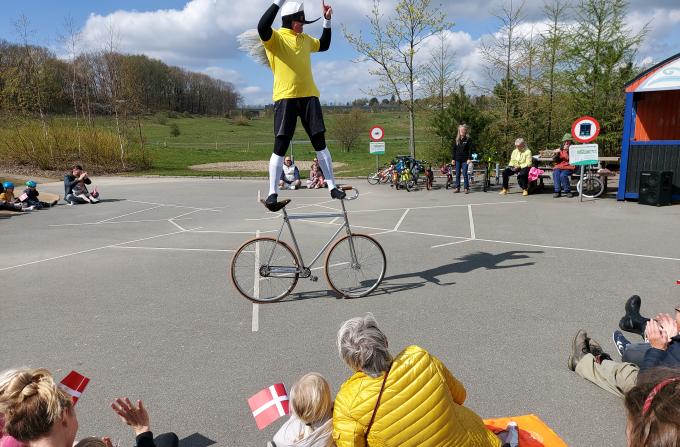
[571, 116, 600, 143]
[369, 126, 385, 142]
[369, 142, 385, 155]
[569, 143, 599, 166]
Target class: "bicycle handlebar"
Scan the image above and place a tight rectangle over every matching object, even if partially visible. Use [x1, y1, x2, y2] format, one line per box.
[340, 185, 360, 200]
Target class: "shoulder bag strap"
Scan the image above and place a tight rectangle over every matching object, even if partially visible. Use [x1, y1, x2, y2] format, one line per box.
[363, 363, 393, 445]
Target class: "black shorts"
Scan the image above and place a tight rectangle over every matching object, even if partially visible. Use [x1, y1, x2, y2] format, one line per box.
[273, 97, 326, 138]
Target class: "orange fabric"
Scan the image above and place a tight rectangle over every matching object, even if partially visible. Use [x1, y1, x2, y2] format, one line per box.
[483, 414, 568, 447]
[634, 90, 680, 141]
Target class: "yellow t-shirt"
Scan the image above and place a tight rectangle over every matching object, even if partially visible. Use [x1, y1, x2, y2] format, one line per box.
[0, 191, 14, 202]
[262, 28, 320, 101]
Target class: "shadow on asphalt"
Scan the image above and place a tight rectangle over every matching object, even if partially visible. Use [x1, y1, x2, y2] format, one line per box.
[281, 250, 542, 302]
[178, 433, 216, 447]
[383, 250, 543, 285]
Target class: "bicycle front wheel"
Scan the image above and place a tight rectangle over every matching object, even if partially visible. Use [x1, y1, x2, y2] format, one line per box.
[325, 234, 386, 298]
[231, 237, 299, 303]
[577, 176, 605, 198]
[367, 172, 380, 185]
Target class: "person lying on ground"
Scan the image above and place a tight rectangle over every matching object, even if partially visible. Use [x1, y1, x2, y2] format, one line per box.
[268, 372, 335, 447]
[279, 156, 302, 190]
[333, 314, 500, 447]
[623, 366, 680, 447]
[614, 296, 680, 366]
[19, 181, 57, 209]
[568, 313, 680, 398]
[0, 367, 177, 447]
[0, 182, 34, 212]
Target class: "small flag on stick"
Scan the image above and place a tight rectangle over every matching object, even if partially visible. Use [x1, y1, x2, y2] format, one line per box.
[59, 371, 90, 405]
[248, 383, 289, 430]
[19, 193, 28, 202]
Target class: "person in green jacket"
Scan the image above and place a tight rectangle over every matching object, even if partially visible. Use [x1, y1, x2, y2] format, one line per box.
[499, 138, 532, 196]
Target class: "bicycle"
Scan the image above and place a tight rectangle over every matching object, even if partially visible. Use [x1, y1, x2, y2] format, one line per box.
[367, 164, 393, 185]
[230, 186, 386, 302]
[575, 164, 605, 198]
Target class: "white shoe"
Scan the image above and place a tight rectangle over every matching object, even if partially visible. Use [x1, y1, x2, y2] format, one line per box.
[24, 205, 36, 211]
[90, 197, 100, 203]
[291, 185, 297, 190]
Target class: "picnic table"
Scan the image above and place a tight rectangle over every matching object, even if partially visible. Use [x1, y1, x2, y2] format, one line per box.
[532, 155, 620, 196]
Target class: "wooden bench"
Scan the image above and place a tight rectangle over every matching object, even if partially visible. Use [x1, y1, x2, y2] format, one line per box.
[531, 152, 619, 195]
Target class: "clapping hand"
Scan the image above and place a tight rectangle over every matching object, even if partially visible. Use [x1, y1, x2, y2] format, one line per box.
[111, 397, 150, 435]
[656, 313, 679, 339]
[646, 319, 669, 351]
[322, 0, 332, 19]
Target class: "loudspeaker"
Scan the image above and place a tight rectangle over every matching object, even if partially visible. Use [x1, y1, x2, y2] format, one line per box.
[639, 171, 673, 206]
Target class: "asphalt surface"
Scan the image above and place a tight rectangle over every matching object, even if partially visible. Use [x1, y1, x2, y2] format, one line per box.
[2, 176, 680, 447]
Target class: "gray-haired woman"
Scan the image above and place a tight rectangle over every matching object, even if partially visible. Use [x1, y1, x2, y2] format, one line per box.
[331, 314, 500, 447]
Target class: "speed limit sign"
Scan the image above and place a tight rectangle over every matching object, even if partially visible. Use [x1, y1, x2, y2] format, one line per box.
[369, 126, 385, 142]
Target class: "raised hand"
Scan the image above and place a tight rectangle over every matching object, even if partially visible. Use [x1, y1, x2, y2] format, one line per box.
[646, 319, 669, 351]
[111, 397, 150, 435]
[656, 313, 679, 339]
[322, 0, 332, 19]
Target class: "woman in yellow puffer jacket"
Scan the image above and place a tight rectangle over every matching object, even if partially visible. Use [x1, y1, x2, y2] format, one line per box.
[332, 314, 500, 447]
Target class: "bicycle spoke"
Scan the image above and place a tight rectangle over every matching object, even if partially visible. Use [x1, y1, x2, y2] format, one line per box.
[325, 234, 386, 298]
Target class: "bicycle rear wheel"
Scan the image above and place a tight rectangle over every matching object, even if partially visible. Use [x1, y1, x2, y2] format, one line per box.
[577, 175, 605, 198]
[231, 237, 299, 303]
[325, 234, 386, 298]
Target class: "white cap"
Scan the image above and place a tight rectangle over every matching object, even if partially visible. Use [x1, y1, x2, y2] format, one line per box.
[281, 1, 304, 16]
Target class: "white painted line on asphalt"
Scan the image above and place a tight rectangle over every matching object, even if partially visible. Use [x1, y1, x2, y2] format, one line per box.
[393, 209, 410, 231]
[345, 200, 527, 214]
[168, 219, 188, 231]
[258, 190, 261, 202]
[48, 218, 193, 227]
[369, 230, 395, 236]
[467, 204, 476, 240]
[474, 238, 680, 262]
[0, 229, 187, 272]
[397, 230, 469, 240]
[431, 238, 474, 249]
[112, 246, 235, 252]
[189, 230, 277, 234]
[126, 200, 221, 211]
[252, 230, 261, 332]
[96, 205, 162, 223]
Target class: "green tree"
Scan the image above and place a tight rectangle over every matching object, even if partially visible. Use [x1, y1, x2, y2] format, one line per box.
[344, 0, 449, 159]
[331, 108, 367, 152]
[565, 0, 645, 154]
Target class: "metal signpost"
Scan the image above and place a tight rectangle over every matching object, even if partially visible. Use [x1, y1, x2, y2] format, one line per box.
[571, 116, 601, 202]
[369, 126, 385, 170]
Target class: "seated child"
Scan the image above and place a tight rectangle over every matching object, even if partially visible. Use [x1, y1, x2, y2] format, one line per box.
[72, 178, 100, 204]
[269, 373, 335, 447]
[307, 164, 325, 189]
[0, 182, 34, 212]
[19, 181, 58, 209]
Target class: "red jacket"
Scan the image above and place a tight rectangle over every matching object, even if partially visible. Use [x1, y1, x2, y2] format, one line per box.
[554, 150, 575, 170]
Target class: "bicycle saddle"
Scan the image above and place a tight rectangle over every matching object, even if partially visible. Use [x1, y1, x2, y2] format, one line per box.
[261, 198, 291, 212]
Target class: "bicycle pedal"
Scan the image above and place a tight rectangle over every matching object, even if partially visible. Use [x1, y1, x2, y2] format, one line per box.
[309, 276, 318, 282]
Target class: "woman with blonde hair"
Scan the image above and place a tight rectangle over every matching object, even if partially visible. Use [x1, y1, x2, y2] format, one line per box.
[450, 124, 474, 194]
[332, 314, 500, 447]
[0, 368, 177, 447]
[270, 373, 335, 447]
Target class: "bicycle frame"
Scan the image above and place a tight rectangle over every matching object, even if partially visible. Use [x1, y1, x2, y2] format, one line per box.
[265, 193, 359, 277]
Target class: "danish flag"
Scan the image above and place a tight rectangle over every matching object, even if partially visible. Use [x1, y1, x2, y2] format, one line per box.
[59, 371, 90, 405]
[247, 383, 289, 430]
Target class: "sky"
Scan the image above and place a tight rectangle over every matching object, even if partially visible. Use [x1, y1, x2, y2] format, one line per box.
[1, 0, 679, 106]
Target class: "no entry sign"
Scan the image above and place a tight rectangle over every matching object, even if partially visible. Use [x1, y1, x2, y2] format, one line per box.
[369, 126, 385, 142]
[571, 116, 600, 143]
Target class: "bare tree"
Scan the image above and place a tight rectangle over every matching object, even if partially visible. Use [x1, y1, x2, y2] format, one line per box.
[60, 16, 83, 156]
[422, 30, 462, 111]
[344, 0, 449, 158]
[480, 0, 526, 152]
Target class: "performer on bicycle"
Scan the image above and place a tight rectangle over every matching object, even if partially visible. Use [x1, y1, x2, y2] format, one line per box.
[258, 0, 345, 209]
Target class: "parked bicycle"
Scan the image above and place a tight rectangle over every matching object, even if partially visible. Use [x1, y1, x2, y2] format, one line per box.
[231, 186, 386, 302]
[575, 164, 605, 198]
[367, 164, 393, 185]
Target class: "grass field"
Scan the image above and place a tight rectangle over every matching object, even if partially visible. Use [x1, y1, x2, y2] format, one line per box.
[137, 110, 443, 177]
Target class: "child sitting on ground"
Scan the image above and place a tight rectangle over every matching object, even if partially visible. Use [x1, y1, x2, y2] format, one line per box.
[269, 373, 335, 447]
[307, 163, 325, 189]
[0, 182, 33, 212]
[72, 178, 99, 204]
[19, 181, 58, 209]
